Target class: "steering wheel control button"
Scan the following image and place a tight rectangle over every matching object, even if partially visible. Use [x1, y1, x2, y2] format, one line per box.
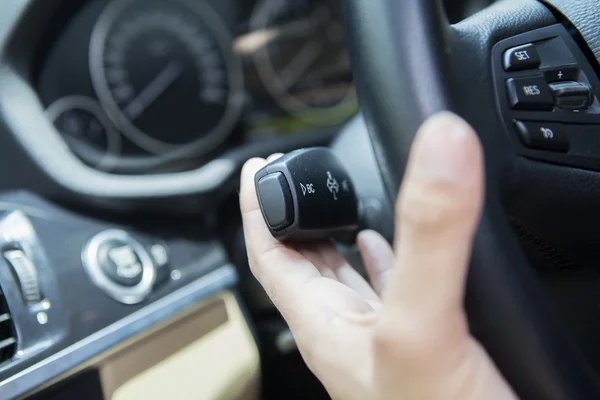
[257, 172, 294, 231]
[514, 121, 569, 152]
[255, 148, 359, 242]
[4, 250, 43, 306]
[544, 67, 579, 83]
[507, 76, 555, 110]
[549, 81, 593, 111]
[83, 230, 156, 305]
[503, 44, 541, 71]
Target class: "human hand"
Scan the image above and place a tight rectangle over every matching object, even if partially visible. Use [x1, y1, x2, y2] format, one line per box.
[239, 112, 516, 399]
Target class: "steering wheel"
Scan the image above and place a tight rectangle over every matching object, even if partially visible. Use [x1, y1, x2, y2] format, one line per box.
[342, 0, 600, 398]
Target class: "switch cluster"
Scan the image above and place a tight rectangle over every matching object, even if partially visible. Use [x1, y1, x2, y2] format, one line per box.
[503, 42, 595, 153]
[493, 25, 600, 171]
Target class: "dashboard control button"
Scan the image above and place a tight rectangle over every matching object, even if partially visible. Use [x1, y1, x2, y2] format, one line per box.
[4, 250, 42, 306]
[257, 172, 294, 231]
[507, 77, 555, 110]
[98, 240, 144, 287]
[549, 81, 593, 110]
[544, 67, 579, 83]
[150, 243, 170, 285]
[150, 243, 169, 268]
[514, 121, 569, 152]
[83, 230, 156, 305]
[504, 44, 541, 71]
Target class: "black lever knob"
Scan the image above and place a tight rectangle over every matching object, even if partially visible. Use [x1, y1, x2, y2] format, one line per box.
[254, 148, 359, 242]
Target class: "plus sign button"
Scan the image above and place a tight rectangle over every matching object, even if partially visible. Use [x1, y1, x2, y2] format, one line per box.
[544, 67, 579, 83]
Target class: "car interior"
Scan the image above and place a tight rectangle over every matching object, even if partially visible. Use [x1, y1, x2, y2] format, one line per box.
[0, 0, 599, 399]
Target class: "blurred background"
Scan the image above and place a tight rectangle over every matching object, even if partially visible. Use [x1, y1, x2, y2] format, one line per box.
[35, 0, 493, 175]
[37, 0, 356, 174]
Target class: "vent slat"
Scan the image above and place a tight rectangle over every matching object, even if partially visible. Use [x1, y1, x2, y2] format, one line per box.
[0, 337, 15, 351]
[0, 313, 10, 324]
[0, 290, 16, 362]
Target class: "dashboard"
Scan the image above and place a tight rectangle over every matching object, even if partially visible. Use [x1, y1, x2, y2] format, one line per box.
[0, 1, 357, 395]
[35, 0, 356, 174]
[0, 0, 498, 398]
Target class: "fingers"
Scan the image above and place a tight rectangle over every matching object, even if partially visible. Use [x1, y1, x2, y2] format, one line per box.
[357, 230, 395, 295]
[240, 157, 322, 319]
[381, 112, 484, 334]
[266, 153, 284, 163]
[241, 154, 378, 346]
[297, 244, 380, 302]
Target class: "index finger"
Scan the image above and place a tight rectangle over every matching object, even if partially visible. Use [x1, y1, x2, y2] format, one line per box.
[239, 158, 321, 307]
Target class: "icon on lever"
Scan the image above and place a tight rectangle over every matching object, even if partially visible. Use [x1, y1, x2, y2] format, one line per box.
[326, 171, 339, 200]
[255, 148, 359, 242]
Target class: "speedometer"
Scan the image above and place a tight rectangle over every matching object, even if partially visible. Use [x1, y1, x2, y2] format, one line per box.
[90, 0, 243, 156]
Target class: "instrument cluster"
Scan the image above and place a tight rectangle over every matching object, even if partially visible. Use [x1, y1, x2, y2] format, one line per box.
[36, 0, 356, 174]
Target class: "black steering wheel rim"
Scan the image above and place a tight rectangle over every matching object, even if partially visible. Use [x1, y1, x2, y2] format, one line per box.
[342, 0, 600, 399]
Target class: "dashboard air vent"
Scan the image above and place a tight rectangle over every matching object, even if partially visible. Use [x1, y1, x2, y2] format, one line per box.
[0, 288, 16, 363]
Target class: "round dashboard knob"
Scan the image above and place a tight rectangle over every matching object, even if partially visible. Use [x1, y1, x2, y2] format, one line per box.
[83, 230, 156, 304]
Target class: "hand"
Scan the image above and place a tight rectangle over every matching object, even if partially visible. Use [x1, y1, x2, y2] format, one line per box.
[239, 112, 517, 400]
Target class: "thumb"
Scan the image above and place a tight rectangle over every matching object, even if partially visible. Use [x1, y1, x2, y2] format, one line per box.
[383, 111, 484, 330]
[375, 112, 485, 371]
[373, 113, 516, 399]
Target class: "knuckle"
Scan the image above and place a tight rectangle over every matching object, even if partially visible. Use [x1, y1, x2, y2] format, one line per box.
[397, 181, 476, 234]
[247, 254, 261, 276]
[248, 245, 278, 278]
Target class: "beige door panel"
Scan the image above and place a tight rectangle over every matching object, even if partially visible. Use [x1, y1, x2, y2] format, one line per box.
[100, 292, 260, 400]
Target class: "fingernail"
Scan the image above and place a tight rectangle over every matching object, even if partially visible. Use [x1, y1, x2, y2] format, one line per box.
[410, 112, 480, 183]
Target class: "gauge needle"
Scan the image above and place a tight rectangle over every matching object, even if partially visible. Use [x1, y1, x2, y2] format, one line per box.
[277, 41, 323, 91]
[124, 61, 183, 120]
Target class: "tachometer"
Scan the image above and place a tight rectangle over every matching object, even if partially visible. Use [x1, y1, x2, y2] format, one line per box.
[90, 0, 243, 156]
[245, 0, 356, 126]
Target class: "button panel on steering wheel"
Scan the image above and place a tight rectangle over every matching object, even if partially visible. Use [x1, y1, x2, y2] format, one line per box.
[493, 24, 600, 171]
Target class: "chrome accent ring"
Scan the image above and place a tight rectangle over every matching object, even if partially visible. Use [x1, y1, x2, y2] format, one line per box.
[82, 230, 155, 305]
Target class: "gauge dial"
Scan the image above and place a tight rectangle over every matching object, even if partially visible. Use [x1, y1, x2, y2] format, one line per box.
[90, 0, 243, 156]
[247, 0, 356, 126]
[45, 96, 121, 171]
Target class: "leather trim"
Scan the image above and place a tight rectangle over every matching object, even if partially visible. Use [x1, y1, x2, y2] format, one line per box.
[342, 0, 452, 199]
[541, 0, 600, 65]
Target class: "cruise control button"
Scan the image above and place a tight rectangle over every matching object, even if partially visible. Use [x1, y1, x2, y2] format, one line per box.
[507, 77, 555, 110]
[504, 44, 541, 71]
[514, 121, 569, 152]
[549, 81, 593, 110]
[544, 67, 579, 83]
